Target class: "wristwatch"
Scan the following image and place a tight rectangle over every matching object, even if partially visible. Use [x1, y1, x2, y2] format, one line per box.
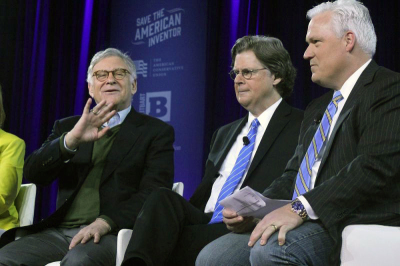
[291, 198, 309, 220]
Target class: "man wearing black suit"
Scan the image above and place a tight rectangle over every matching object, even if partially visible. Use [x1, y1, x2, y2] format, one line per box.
[121, 36, 304, 266]
[197, 1, 400, 265]
[0, 48, 174, 265]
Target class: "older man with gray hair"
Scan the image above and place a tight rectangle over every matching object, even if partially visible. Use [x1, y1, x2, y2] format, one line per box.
[0, 48, 175, 265]
[197, 0, 400, 265]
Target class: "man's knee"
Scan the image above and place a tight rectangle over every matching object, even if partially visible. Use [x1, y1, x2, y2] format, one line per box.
[148, 187, 177, 202]
[195, 243, 221, 266]
[250, 240, 281, 265]
[61, 246, 111, 266]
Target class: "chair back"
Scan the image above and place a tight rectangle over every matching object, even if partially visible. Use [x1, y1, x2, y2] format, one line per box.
[15, 183, 37, 226]
[172, 182, 184, 196]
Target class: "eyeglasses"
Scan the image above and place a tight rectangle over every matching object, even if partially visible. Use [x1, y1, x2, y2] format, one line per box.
[229, 68, 268, 80]
[92, 68, 131, 82]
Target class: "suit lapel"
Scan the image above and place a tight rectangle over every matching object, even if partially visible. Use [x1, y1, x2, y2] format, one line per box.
[244, 101, 292, 180]
[318, 61, 378, 173]
[214, 116, 248, 170]
[100, 108, 143, 184]
[70, 142, 93, 164]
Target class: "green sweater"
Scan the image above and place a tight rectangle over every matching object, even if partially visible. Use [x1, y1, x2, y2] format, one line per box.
[59, 126, 120, 229]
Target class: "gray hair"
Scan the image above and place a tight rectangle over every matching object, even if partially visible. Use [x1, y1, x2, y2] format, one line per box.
[87, 48, 137, 84]
[307, 0, 376, 57]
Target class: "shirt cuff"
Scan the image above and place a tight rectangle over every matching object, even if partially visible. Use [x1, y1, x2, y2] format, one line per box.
[59, 133, 77, 162]
[298, 196, 319, 220]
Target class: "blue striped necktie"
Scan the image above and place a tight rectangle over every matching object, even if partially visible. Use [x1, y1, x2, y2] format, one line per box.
[292, 91, 344, 199]
[209, 118, 260, 224]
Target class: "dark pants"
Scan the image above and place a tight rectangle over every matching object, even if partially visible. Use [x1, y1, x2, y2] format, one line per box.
[122, 188, 230, 266]
[0, 226, 117, 266]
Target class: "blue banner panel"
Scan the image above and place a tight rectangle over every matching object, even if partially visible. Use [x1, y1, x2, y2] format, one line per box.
[110, 0, 207, 198]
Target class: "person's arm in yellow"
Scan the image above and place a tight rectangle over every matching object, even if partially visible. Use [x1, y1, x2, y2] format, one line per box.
[0, 131, 25, 215]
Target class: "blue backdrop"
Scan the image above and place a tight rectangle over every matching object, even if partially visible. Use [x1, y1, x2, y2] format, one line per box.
[110, 0, 208, 198]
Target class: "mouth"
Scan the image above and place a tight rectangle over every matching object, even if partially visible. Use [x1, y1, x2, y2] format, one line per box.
[237, 89, 250, 94]
[102, 88, 120, 94]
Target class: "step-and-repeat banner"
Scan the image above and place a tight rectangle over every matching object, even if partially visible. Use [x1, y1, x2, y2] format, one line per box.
[110, 0, 207, 198]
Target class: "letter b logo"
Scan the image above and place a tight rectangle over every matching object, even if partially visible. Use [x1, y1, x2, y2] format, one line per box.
[146, 91, 171, 122]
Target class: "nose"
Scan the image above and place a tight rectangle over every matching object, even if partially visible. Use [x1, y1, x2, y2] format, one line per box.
[106, 72, 116, 84]
[303, 44, 314, 60]
[234, 72, 245, 85]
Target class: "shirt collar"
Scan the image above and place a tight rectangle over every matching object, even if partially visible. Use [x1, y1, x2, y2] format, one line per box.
[248, 98, 282, 129]
[339, 59, 372, 99]
[103, 105, 131, 127]
[118, 105, 131, 124]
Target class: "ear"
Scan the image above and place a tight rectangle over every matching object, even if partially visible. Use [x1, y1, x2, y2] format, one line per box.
[131, 80, 137, 95]
[273, 77, 282, 86]
[344, 31, 356, 52]
[88, 83, 94, 98]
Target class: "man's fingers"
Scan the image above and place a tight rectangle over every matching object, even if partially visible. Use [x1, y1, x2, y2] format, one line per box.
[248, 222, 277, 247]
[93, 232, 101, 243]
[222, 208, 238, 218]
[89, 100, 106, 115]
[83, 98, 93, 114]
[248, 225, 263, 247]
[103, 109, 117, 121]
[80, 233, 93, 244]
[69, 234, 83, 249]
[97, 127, 110, 139]
[259, 225, 276, 246]
[277, 225, 288, 246]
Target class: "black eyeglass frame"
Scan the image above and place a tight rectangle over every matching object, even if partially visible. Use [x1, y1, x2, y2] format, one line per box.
[229, 68, 268, 80]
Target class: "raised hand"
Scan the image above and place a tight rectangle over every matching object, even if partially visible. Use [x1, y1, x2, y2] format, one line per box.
[65, 98, 116, 150]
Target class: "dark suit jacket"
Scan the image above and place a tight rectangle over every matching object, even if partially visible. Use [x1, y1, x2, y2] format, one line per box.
[262, 61, 400, 263]
[0, 108, 174, 247]
[190, 100, 304, 211]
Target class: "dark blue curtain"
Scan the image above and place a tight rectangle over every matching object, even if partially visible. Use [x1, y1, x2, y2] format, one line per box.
[1, 0, 399, 222]
[0, 0, 111, 222]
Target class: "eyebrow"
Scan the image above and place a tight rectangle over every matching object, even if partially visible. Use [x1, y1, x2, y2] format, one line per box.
[94, 68, 126, 72]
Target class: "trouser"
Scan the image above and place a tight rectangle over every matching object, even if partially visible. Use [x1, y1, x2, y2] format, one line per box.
[0, 226, 117, 266]
[196, 221, 334, 266]
[122, 188, 230, 266]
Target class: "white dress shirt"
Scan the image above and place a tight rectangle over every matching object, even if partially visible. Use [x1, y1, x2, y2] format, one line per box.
[205, 98, 282, 213]
[299, 59, 371, 219]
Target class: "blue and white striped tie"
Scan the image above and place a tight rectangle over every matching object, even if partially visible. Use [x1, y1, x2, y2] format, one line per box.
[292, 91, 344, 199]
[209, 118, 260, 224]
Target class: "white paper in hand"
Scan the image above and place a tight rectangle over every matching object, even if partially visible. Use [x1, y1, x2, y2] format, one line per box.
[220, 186, 291, 219]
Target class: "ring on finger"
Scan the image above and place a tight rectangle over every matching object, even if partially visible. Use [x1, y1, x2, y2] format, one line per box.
[90, 109, 99, 115]
[270, 224, 278, 232]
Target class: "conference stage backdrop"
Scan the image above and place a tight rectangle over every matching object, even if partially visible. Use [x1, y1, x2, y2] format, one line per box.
[110, 0, 208, 198]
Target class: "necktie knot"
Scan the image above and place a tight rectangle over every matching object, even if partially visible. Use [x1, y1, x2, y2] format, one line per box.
[251, 118, 260, 130]
[332, 91, 344, 106]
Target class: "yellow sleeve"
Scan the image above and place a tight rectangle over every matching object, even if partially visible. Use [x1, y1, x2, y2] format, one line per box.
[0, 135, 25, 215]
